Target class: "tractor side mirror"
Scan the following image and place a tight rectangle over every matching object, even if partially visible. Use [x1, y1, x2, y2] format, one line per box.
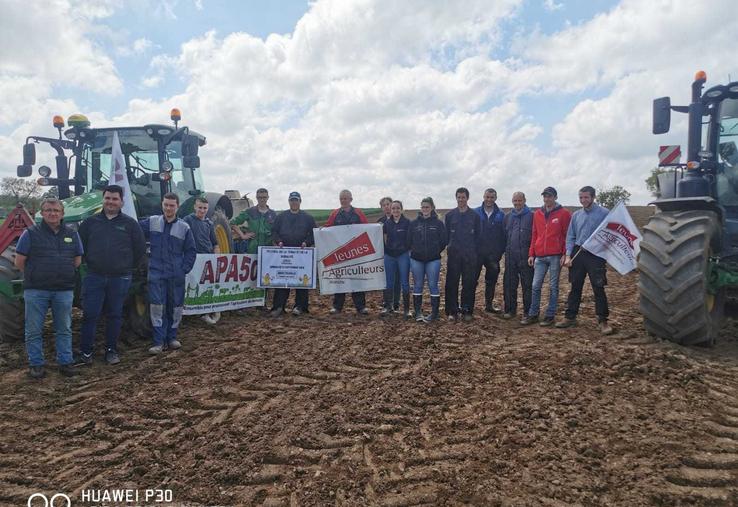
[653, 97, 671, 134]
[55, 155, 68, 176]
[182, 134, 200, 168]
[17, 165, 32, 177]
[23, 143, 36, 165]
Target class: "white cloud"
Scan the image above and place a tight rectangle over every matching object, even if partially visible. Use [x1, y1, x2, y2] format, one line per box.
[543, 0, 563, 11]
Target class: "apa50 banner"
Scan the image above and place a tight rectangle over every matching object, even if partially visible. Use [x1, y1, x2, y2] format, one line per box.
[184, 254, 265, 315]
[313, 223, 385, 295]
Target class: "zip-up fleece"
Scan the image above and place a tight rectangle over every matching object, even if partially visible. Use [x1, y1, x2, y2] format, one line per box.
[409, 211, 447, 262]
[474, 203, 506, 260]
[528, 204, 572, 258]
[383, 215, 411, 257]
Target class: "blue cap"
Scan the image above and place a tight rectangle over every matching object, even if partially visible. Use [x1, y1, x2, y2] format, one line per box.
[288, 191, 301, 201]
[541, 186, 557, 197]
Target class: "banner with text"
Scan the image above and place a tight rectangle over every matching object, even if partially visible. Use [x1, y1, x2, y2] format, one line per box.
[184, 254, 265, 315]
[314, 223, 385, 295]
[257, 247, 316, 289]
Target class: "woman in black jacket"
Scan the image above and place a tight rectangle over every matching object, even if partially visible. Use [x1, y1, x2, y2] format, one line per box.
[408, 197, 447, 322]
[382, 200, 411, 317]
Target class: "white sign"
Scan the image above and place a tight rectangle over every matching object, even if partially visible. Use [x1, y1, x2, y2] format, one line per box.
[581, 202, 642, 275]
[184, 253, 265, 314]
[110, 131, 138, 220]
[257, 246, 316, 289]
[314, 224, 385, 295]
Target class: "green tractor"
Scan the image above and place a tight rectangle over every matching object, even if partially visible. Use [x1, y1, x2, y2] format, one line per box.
[0, 109, 234, 342]
[639, 71, 738, 345]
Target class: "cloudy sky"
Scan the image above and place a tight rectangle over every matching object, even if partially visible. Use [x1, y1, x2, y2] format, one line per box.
[1, 0, 735, 209]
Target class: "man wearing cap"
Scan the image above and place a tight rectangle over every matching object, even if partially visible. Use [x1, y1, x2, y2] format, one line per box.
[325, 189, 369, 314]
[521, 186, 571, 326]
[270, 192, 317, 317]
[556, 186, 613, 335]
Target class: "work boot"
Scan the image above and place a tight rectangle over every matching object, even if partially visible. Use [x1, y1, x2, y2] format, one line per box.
[380, 289, 393, 317]
[520, 314, 539, 325]
[413, 295, 425, 322]
[402, 291, 411, 319]
[539, 316, 555, 327]
[599, 320, 614, 335]
[463, 313, 473, 322]
[270, 307, 284, 318]
[555, 318, 577, 329]
[28, 366, 45, 379]
[59, 364, 78, 377]
[501, 312, 514, 320]
[429, 296, 440, 322]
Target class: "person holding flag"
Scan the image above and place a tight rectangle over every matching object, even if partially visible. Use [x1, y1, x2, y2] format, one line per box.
[77, 132, 146, 366]
[556, 186, 614, 334]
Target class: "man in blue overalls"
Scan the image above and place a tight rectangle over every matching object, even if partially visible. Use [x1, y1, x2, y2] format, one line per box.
[140, 192, 196, 354]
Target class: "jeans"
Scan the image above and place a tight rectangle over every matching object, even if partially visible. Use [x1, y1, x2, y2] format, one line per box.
[384, 252, 410, 292]
[80, 273, 132, 355]
[445, 252, 478, 315]
[564, 247, 609, 321]
[410, 258, 441, 296]
[529, 255, 562, 318]
[24, 289, 74, 366]
[149, 276, 185, 346]
[503, 256, 534, 316]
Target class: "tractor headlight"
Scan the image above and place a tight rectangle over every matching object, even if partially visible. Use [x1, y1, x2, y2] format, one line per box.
[38, 166, 52, 177]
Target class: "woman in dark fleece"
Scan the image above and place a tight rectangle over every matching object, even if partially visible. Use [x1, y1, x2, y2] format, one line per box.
[382, 201, 412, 318]
[408, 197, 447, 322]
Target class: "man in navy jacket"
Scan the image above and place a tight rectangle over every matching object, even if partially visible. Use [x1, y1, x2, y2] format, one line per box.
[139, 193, 197, 354]
[475, 188, 506, 313]
[444, 187, 481, 321]
[502, 192, 534, 319]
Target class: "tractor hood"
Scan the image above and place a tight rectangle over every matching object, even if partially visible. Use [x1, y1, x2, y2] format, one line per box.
[35, 192, 104, 224]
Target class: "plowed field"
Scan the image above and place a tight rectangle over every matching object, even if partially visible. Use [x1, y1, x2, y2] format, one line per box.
[2, 207, 738, 506]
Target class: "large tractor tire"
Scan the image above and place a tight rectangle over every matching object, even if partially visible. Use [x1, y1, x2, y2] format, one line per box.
[212, 207, 233, 253]
[0, 245, 24, 343]
[125, 290, 151, 339]
[638, 210, 724, 346]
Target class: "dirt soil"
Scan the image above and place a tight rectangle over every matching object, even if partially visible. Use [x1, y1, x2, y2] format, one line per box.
[3, 207, 738, 506]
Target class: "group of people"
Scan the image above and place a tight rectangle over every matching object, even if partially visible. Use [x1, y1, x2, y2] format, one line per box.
[14, 183, 614, 380]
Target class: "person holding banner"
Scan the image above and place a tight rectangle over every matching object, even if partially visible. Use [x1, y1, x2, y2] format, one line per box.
[270, 192, 317, 316]
[140, 193, 197, 354]
[381, 200, 411, 317]
[325, 189, 370, 314]
[77, 185, 146, 366]
[521, 186, 571, 326]
[445, 187, 481, 322]
[409, 197, 446, 322]
[556, 186, 613, 335]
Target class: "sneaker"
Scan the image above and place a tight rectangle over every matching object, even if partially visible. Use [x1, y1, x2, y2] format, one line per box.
[75, 352, 93, 366]
[485, 303, 502, 314]
[380, 307, 391, 317]
[520, 315, 539, 325]
[269, 307, 284, 318]
[539, 316, 555, 327]
[447, 314, 458, 322]
[291, 307, 302, 316]
[28, 365, 45, 379]
[357, 307, 369, 315]
[105, 350, 120, 365]
[555, 318, 577, 329]
[599, 320, 614, 336]
[148, 345, 164, 355]
[58, 364, 78, 377]
[463, 313, 473, 322]
[329, 307, 340, 315]
[168, 339, 182, 350]
[501, 313, 515, 320]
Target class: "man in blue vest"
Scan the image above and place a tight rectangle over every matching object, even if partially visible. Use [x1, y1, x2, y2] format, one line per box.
[15, 198, 83, 379]
[139, 193, 197, 354]
[475, 188, 506, 313]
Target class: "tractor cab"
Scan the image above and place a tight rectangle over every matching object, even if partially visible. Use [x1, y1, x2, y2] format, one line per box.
[17, 109, 207, 221]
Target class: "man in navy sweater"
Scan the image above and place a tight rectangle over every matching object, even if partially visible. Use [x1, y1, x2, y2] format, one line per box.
[444, 187, 481, 322]
[77, 185, 146, 365]
[475, 188, 506, 313]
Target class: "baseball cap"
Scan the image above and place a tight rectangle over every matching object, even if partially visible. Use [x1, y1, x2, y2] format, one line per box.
[541, 186, 557, 197]
[288, 191, 301, 201]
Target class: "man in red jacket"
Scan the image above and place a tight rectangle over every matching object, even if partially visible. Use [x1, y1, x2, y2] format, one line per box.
[521, 186, 571, 326]
[325, 189, 370, 314]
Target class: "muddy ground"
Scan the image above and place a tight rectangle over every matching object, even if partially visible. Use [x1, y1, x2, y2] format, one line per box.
[3, 208, 738, 506]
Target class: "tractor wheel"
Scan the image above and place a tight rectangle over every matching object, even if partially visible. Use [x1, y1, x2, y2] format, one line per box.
[638, 210, 724, 346]
[212, 208, 233, 253]
[0, 245, 24, 343]
[125, 290, 151, 339]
